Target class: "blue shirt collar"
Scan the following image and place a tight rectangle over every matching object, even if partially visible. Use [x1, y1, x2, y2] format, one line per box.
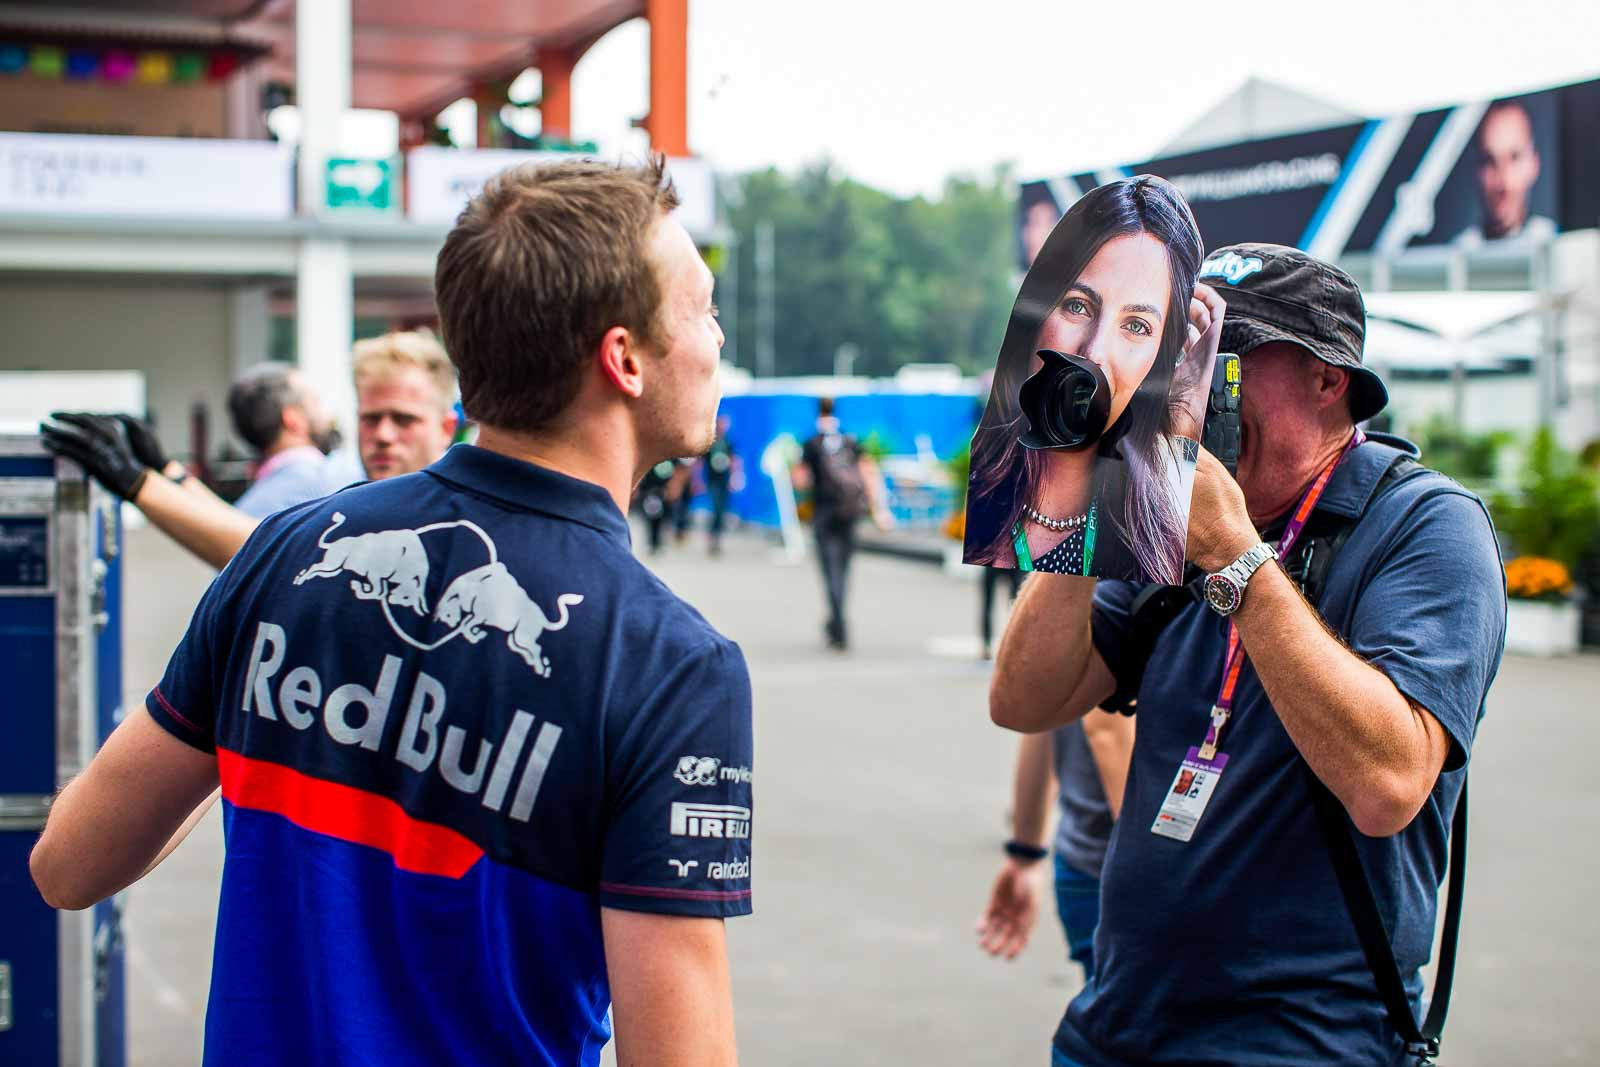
[424, 443, 632, 546]
[1313, 431, 1419, 519]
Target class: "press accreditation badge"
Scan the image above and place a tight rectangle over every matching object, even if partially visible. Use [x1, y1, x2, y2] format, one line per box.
[1150, 747, 1229, 843]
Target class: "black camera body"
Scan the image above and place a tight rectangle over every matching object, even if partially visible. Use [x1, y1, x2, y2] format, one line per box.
[1017, 349, 1242, 473]
[1203, 352, 1242, 475]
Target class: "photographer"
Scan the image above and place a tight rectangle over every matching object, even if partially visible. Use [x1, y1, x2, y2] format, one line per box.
[991, 243, 1506, 1066]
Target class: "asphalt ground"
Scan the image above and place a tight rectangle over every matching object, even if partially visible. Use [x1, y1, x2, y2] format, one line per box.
[115, 522, 1599, 1066]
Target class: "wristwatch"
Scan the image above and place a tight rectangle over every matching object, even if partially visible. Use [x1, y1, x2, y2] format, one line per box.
[1203, 542, 1277, 616]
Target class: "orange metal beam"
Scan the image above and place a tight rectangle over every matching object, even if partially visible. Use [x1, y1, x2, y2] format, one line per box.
[539, 47, 577, 140]
[645, 0, 688, 155]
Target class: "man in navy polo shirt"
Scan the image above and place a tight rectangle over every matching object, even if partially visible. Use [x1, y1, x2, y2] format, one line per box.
[990, 244, 1505, 1065]
[32, 158, 750, 1067]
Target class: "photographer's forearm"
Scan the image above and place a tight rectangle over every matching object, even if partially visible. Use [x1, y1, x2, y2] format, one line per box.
[990, 573, 1112, 734]
[134, 475, 258, 570]
[1233, 564, 1447, 837]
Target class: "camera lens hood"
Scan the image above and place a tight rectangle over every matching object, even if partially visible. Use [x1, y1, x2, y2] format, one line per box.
[1018, 350, 1112, 451]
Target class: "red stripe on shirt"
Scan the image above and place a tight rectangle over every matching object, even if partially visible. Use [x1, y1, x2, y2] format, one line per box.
[600, 882, 752, 902]
[151, 686, 204, 736]
[216, 748, 484, 879]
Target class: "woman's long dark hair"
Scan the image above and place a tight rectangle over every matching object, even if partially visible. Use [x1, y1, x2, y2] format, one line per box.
[965, 175, 1202, 582]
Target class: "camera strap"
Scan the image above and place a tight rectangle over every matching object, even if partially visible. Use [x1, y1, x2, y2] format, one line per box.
[1198, 430, 1358, 761]
[1308, 769, 1466, 1067]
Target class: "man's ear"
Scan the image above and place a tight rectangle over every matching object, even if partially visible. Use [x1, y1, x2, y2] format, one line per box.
[281, 404, 310, 439]
[1313, 361, 1351, 412]
[596, 325, 646, 399]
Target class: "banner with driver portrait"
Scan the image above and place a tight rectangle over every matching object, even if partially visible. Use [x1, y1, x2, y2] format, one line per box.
[1017, 79, 1588, 267]
[966, 174, 1221, 586]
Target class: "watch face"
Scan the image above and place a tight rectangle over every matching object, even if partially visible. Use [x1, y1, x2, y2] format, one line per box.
[1204, 574, 1242, 615]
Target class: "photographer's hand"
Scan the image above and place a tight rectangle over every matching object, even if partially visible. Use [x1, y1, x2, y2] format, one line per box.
[1185, 446, 1258, 573]
[1170, 284, 1226, 441]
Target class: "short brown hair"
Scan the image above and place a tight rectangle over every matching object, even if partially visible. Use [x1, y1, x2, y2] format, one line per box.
[433, 158, 679, 432]
[352, 329, 456, 413]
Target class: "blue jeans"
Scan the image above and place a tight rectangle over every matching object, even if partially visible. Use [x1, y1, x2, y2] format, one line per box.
[1053, 853, 1100, 981]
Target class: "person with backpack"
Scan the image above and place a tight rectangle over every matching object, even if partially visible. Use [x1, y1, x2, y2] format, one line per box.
[989, 244, 1506, 1066]
[793, 397, 891, 650]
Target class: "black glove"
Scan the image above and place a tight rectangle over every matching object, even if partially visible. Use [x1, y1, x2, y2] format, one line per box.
[40, 412, 151, 501]
[110, 413, 170, 472]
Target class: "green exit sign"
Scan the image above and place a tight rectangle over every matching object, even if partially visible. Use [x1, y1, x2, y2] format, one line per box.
[325, 157, 395, 213]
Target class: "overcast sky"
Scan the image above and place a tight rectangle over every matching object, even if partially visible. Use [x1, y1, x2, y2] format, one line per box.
[566, 0, 1600, 197]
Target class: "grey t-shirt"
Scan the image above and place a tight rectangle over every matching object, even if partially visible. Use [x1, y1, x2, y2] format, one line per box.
[1051, 721, 1113, 879]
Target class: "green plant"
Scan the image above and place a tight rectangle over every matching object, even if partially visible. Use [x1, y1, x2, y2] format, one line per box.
[945, 440, 972, 509]
[1489, 428, 1600, 570]
[1409, 414, 1512, 488]
[858, 429, 896, 462]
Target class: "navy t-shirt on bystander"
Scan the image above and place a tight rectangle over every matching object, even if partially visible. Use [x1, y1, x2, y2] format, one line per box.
[1053, 436, 1506, 1067]
[146, 444, 754, 1067]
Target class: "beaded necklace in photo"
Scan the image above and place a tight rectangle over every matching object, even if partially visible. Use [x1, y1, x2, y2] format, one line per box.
[1010, 498, 1097, 575]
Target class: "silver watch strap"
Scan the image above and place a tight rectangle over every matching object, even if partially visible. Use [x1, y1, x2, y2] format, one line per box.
[1222, 542, 1277, 586]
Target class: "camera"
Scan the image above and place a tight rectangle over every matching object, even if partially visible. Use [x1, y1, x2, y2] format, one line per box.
[1016, 350, 1111, 451]
[1017, 349, 1242, 474]
[1203, 352, 1241, 475]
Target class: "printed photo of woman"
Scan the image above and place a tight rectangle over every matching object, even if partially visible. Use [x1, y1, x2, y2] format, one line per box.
[964, 174, 1223, 584]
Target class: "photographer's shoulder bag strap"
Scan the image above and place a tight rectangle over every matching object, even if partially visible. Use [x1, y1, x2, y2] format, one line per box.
[1308, 769, 1466, 1067]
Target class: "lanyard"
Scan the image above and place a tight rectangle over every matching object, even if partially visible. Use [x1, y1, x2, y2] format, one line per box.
[1198, 430, 1364, 760]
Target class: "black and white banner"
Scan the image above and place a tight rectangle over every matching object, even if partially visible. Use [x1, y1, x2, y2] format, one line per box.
[1020, 79, 1590, 265]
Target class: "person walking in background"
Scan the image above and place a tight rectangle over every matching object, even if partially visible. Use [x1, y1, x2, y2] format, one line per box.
[792, 397, 891, 651]
[979, 567, 1024, 660]
[977, 712, 1135, 979]
[669, 457, 695, 544]
[703, 414, 740, 555]
[636, 458, 678, 554]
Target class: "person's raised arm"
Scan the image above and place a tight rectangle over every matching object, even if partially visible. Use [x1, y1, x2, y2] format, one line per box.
[603, 911, 737, 1067]
[134, 472, 259, 569]
[41, 412, 257, 570]
[990, 573, 1116, 734]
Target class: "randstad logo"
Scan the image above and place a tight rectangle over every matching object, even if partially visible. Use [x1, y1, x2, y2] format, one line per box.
[293, 512, 582, 678]
[1199, 252, 1264, 286]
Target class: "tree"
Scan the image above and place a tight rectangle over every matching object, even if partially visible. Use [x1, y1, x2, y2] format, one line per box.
[722, 163, 1017, 377]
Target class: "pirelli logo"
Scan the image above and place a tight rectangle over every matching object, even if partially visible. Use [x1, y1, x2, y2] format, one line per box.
[670, 802, 751, 840]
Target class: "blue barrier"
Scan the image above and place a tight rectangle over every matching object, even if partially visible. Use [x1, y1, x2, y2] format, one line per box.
[705, 393, 980, 528]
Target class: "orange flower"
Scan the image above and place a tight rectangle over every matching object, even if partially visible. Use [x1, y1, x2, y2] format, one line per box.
[1504, 556, 1573, 600]
[943, 511, 966, 541]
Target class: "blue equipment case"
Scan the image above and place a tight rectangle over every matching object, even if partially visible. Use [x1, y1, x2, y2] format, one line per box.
[0, 434, 126, 1067]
